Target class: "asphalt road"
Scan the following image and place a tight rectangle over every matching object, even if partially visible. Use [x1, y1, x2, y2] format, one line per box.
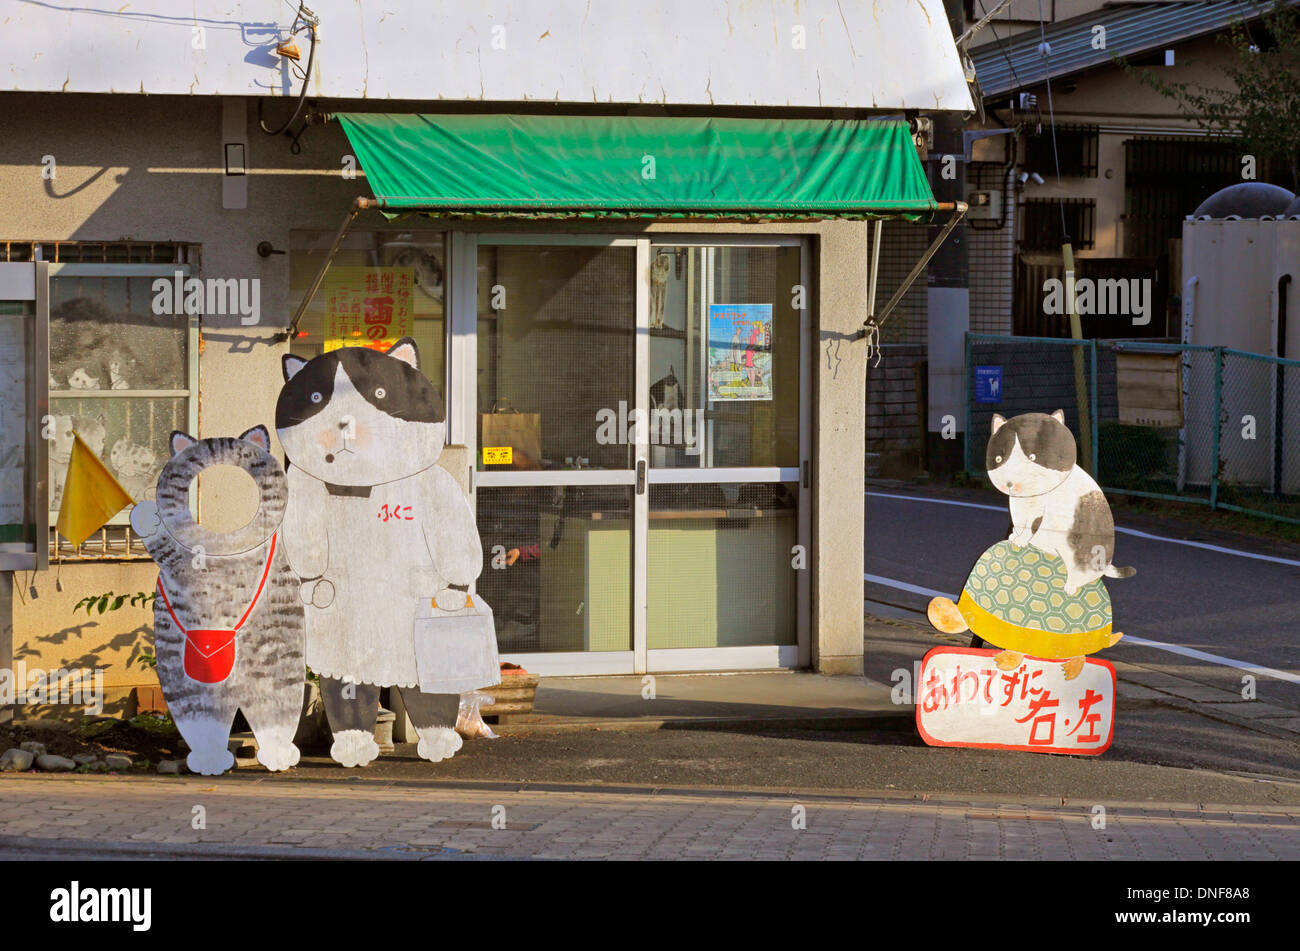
[864, 488, 1300, 714]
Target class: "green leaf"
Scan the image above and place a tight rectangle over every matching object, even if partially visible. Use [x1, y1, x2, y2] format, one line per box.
[112, 595, 127, 611]
[96, 595, 109, 614]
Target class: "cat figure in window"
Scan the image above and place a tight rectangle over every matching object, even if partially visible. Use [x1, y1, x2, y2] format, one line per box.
[386, 247, 445, 303]
[129, 426, 305, 775]
[50, 296, 184, 390]
[110, 438, 160, 501]
[650, 366, 681, 412]
[649, 252, 672, 329]
[276, 338, 484, 768]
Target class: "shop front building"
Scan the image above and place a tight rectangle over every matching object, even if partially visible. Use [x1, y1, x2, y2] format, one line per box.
[0, 1, 972, 714]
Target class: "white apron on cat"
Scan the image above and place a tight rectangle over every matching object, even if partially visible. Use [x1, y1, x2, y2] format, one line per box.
[296, 468, 474, 688]
[277, 340, 486, 696]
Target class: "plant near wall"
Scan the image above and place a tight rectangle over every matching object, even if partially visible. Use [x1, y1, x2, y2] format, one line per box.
[1120, 1, 1300, 189]
[72, 591, 156, 616]
[72, 591, 159, 670]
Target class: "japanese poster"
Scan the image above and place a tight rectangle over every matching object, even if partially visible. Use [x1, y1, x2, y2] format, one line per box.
[707, 303, 772, 401]
[915, 647, 1116, 755]
[323, 266, 414, 353]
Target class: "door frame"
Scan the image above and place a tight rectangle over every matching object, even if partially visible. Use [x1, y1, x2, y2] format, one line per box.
[452, 231, 810, 676]
[0, 261, 49, 572]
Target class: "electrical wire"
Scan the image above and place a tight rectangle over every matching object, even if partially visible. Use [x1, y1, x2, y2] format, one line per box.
[1037, 0, 1070, 245]
[257, 1, 317, 138]
[976, 0, 1028, 96]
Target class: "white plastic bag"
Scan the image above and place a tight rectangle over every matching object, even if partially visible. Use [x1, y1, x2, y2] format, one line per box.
[413, 592, 501, 695]
[455, 690, 498, 740]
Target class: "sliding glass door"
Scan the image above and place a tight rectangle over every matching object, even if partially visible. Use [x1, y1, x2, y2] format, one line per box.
[463, 235, 808, 675]
[645, 241, 809, 671]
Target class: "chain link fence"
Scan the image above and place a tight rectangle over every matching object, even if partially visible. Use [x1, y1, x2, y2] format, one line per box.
[965, 333, 1300, 525]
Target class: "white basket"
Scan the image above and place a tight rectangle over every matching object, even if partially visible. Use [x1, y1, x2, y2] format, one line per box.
[413, 592, 502, 695]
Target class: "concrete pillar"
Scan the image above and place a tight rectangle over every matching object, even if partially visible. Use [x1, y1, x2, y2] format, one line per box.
[926, 112, 970, 474]
[813, 221, 869, 674]
[1, 575, 12, 724]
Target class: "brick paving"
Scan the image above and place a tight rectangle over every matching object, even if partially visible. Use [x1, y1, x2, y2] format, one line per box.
[2, 775, 1299, 859]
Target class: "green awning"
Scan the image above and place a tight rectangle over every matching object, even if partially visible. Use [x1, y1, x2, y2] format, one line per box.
[335, 113, 936, 220]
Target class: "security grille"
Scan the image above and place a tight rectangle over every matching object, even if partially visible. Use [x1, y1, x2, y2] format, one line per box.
[1021, 198, 1096, 251]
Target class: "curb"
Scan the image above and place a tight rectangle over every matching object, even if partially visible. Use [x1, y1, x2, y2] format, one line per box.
[495, 709, 916, 735]
[0, 834, 498, 861]
[5, 772, 1300, 817]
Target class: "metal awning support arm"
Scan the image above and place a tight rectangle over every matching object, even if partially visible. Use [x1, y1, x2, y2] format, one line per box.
[280, 196, 380, 341]
[859, 201, 968, 343]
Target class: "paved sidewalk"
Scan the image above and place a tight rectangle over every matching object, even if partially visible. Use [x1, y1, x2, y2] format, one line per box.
[2, 774, 1298, 860]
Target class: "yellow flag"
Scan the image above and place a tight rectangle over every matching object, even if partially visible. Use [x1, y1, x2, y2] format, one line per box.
[56, 432, 135, 548]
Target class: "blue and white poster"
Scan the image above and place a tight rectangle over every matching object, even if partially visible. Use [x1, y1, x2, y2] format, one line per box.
[975, 365, 1003, 403]
[707, 304, 772, 402]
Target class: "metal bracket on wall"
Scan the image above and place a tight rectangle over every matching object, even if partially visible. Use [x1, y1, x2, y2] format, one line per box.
[279, 196, 381, 342]
[858, 202, 968, 342]
[962, 128, 1014, 163]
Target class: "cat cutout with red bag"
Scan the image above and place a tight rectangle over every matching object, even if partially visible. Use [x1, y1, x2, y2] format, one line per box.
[130, 427, 305, 776]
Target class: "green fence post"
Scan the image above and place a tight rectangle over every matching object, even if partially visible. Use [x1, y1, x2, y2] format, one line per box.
[1211, 346, 1223, 510]
[1090, 339, 1099, 479]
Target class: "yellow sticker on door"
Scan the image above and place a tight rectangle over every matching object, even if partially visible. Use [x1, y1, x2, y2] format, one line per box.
[483, 446, 513, 466]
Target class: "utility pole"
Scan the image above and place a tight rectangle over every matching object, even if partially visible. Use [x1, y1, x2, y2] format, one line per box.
[925, 0, 972, 475]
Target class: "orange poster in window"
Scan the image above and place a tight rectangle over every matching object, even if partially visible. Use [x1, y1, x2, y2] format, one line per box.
[323, 267, 415, 353]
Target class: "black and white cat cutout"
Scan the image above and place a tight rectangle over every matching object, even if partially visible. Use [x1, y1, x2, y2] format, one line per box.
[129, 426, 305, 776]
[276, 338, 489, 768]
[986, 410, 1135, 595]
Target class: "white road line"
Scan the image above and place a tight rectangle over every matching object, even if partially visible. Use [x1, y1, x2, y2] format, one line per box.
[864, 573, 948, 600]
[866, 490, 1005, 513]
[1119, 636, 1300, 686]
[865, 490, 1300, 568]
[864, 572, 1300, 685]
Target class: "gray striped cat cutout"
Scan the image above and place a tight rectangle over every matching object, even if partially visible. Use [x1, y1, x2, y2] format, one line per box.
[129, 426, 306, 776]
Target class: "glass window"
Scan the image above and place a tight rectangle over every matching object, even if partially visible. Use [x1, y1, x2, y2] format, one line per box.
[477, 485, 632, 653]
[648, 246, 801, 468]
[477, 245, 635, 471]
[289, 230, 447, 395]
[48, 272, 196, 543]
[647, 482, 798, 648]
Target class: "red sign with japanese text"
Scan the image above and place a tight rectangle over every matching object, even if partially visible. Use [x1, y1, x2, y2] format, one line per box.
[323, 266, 415, 353]
[915, 647, 1115, 755]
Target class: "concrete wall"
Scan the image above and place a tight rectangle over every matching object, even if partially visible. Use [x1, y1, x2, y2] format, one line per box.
[0, 92, 871, 704]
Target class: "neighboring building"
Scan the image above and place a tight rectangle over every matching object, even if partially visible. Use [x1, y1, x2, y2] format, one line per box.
[867, 0, 1297, 475]
[0, 0, 972, 718]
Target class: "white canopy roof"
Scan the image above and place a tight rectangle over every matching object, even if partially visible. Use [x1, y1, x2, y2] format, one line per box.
[2, 0, 972, 112]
